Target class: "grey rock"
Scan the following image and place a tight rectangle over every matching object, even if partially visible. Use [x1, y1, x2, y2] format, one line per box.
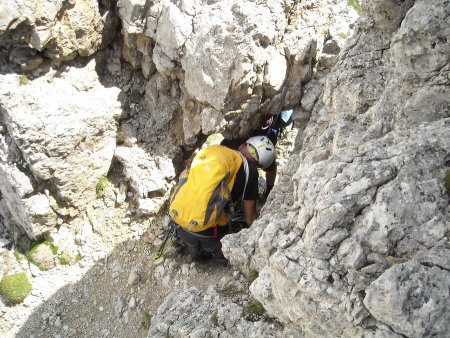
[364, 261, 450, 337]
[0, 238, 10, 248]
[59, 249, 78, 266]
[115, 146, 176, 215]
[223, 0, 450, 336]
[30, 243, 55, 270]
[127, 271, 140, 286]
[0, 60, 121, 238]
[1, 0, 448, 337]
[114, 296, 128, 317]
[0, 0, 119, 60]
[148, 287, 281, 338]
[115, 0, 356, 141]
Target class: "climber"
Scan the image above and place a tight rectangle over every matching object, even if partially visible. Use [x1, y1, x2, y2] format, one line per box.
[168, 136, 276, 260]
[221, 109, 294, 198]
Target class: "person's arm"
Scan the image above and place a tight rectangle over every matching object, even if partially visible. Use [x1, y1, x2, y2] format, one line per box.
[265, 168, 276, 195]
[243, 199, 257, 226]
[239, 154, 259, 226]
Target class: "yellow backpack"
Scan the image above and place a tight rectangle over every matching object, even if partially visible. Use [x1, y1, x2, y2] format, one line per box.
[169, 145, 243, 232]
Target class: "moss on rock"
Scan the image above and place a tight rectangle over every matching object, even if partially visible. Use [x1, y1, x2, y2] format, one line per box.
[243, 300, 265, 321]
[27, 240, 58, 270]
[247, 269, 259, 285]
[0, 272, 32, 305]
[445, 170, 450, 193]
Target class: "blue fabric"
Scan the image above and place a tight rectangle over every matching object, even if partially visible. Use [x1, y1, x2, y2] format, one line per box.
[280, 109, 294, 125]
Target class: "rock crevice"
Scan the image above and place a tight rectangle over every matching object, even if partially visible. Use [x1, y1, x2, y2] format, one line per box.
[1, 0, 449, 337]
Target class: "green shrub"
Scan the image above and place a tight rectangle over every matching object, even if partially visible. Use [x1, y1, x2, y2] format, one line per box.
[75, 252, 82, 262]
[96, 176, 108, 197]
[28, 240, 58, 257]
[0, 272, 32, 305]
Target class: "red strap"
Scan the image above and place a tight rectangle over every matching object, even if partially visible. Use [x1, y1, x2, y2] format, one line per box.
[213, 225, 218, 238]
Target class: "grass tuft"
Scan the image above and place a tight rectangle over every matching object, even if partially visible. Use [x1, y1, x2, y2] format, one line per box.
[347, 0, 362, 14]
[18, 75, 29, 85]
[243, 300, 265, 321]
[14, 250, 26, 262]
[140, 311, 152, 329]
[58, 256, 70, 265]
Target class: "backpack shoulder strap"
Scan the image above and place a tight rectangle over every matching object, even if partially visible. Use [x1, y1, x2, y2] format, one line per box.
[225, 152, 249, 233]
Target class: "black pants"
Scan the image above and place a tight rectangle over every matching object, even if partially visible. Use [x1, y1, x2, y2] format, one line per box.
[175, 225, 229, 253]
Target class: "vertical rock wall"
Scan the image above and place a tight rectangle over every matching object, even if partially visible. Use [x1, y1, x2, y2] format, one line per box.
[0, 61, 122, 239]
[115, 0, 353, 143]
[223, 0, 450, 336]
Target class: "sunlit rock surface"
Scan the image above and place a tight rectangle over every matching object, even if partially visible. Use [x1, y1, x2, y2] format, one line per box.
[223, 0, 450, 336]
[0, 60, 121, 238]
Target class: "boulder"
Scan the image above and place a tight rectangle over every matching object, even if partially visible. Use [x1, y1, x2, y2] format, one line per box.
[0, 0, 119, 61]
[0, 60, 122, 238]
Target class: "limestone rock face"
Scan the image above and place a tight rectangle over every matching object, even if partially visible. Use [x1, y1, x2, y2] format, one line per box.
[0, 60, 122, 238]
[116, 0, 358, 143]
[0, 0, 358, 241]
[364, 260, 450, 338]
[0, 0, 118, 63]
[222, 0, 450, 336]
[2, 0, 448, 336]
[114, 146, 176, 216]
[148, 285, 283, 337]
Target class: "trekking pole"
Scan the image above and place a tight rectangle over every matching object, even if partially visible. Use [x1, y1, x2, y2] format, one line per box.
[152, 222, 176, 260]
[152, 169, 188, 260]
